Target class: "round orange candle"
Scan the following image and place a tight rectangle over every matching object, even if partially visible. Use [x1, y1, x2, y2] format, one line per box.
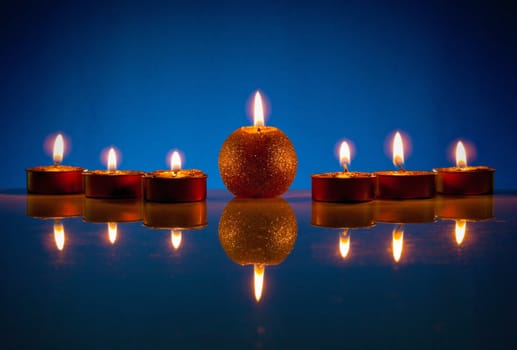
[144, 150, 207, 202]
[434, 141, 495, 195]
[26, 134, 85, 194]
[375, 131, 435, 199]
[312, 141, 375, 202]
[84, 148, 143, 198]
[218, 91, 297, 198]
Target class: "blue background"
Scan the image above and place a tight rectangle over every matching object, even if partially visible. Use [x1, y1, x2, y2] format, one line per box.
[1, 0, 515, 190]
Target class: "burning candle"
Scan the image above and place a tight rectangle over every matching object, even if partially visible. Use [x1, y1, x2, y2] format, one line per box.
[83, 147, 144, 198]
[312, 141, 375, 202]
[375, 131, 435, 199]
[218, 198, 297, 302]
[143, 150, 207, 202]
[26, 134, 85, 194]
[434, 141, 495, 195]
[218, 91, 297, 198]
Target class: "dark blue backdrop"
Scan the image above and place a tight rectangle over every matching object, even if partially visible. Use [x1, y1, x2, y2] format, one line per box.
[1, 0, 515, 190]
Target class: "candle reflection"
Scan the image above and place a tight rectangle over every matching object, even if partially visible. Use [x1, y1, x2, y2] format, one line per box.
[171, 230, 182, 250]
[53, 221, 65, 251]
[254, 264, 265, 302]
[339, 229, 351, 259]
[455, 220, 467, 246]
[108, 222, 118, 245]
[392, 225, 404, 263]
[219, 198, 297, 303]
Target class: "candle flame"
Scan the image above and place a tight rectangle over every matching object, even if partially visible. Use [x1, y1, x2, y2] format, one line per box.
[170, 151, 182, 171]
[53, 134, 64, 164]
[253, 91, 265, 127]
[54, 221, 65, 251]
[339, 229, 350, 259]
[392, 226, 404, 263]
[456, 141, 467, 168]
[254, 264, 265, 302]
[108, 222, 117, 244]
[339, 141, 351, 170]
[392, 132, 404, 169]
[171, 230, 182, 250]
[455, 219, 467, 245]
[107, 148, 117, 171]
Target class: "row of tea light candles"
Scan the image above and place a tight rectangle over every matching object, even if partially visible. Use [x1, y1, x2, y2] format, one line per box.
[26, 91, 495, 201]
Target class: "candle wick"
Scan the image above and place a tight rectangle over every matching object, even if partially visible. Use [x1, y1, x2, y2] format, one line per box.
[397, 223, 404, 231]
[343, 163, 349, 173]
[54, 161, 59, 167]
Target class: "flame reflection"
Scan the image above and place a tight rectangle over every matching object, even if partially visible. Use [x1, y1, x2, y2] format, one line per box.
[392, 225, 404, 263]
[254, 264, 265, 302]
[455, 219, 467, 245]
[54, 221, 65, 251]
[108, 222, 117, 244]
[171, 229, 182, 250]
[339, 229, 350, 259]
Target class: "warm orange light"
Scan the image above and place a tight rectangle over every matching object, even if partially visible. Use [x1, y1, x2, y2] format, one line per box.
[392, 226, 404, 263]
[53, 134, 64, 164]
[108, 222, 117, 244]
[170, 151, 182, 171]
[107, 148, 117, 171]
[171, 230, 182, 250]
[339, 141, 351, 171]
[392, 132, 404, 168]
[253, 91, 264, 127]
[456, 141, 467, 168]
[455, 219, 466, 245]
[54, 221, 65, 251]
[339, 229, 350, 259]
[254, 264, 265, 302]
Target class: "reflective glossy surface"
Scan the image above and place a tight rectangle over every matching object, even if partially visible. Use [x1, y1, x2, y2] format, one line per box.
[1, 191, 517, 348]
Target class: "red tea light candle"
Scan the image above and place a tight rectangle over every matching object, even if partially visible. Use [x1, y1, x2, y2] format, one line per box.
[375, 131, 435, 199]
[312, 141, 375, 202]
[26, 134, 85, 194]
[218, 91, 297, 198]
[434, 141, 495, 195]
[143, 151, 207, 202]
[84, 148, 143, 198]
